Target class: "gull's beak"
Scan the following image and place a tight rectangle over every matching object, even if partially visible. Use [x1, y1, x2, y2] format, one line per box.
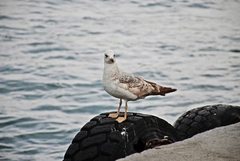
[110, 57, 114, 63]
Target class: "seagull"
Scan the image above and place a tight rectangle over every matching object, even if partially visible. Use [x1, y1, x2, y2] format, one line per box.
[102, 49, 177, 123]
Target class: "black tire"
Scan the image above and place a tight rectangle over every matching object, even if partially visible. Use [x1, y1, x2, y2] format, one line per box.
[64, 112, 179, 161]
[173, 104, 240, 141]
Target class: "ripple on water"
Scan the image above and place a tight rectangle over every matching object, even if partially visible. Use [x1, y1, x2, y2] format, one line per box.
[185, 84, 233, 91]
[23, 47, 69, 54]
[27, 42, 55, 46]
[62, 105, 114, 115]
[0, 15, 23, 20]
[0, 25, 27, 31]
[32, 105, 62, 111]
[44, 55, 76, 60]
[187, 3, 210, 9]
[201, 74, 223, 78]
[0, 116, 38, 129]
[0, 80, 70, 94]
[230, 49, 240, 53]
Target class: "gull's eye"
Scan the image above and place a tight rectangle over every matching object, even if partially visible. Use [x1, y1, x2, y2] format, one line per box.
[105, 54, 108, 58]
[113, 54, 115, 57]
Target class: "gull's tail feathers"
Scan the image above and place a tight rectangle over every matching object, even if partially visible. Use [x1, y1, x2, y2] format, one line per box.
[158, 86, 177, 96]
[144, 80, 177, 96]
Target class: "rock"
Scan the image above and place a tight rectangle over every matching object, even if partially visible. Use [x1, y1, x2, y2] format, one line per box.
[118, 122, 240, 161]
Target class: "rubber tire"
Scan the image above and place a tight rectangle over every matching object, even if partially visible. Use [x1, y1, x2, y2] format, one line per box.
[173, 104, 240, 141]
[64, 112, 179, 161]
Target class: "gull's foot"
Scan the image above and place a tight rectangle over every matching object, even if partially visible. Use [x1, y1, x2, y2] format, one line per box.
[115, 117, 126, 123]
[108, 113, 119, 118]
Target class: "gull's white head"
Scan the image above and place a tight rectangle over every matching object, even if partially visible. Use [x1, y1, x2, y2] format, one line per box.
[104, 49, 116, 64]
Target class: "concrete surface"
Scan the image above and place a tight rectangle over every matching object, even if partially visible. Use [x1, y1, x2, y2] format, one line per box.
[118, 123, 240, 161]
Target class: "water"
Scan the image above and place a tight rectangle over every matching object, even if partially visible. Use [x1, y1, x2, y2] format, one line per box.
[0, 0, 240, 160]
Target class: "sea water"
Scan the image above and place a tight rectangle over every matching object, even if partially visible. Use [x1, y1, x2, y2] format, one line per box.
[0, 0, 240, 160]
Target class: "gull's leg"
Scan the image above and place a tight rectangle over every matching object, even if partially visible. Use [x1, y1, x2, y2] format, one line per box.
[116, 100, 128, 123]
[108, 99, 122, 118]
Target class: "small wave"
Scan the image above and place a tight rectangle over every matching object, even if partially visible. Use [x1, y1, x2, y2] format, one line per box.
[115, 29, 137, 36]
[179, 77, 190, 80]
[201, 74, 223, 78]
[0, 80, 70, 94]
[29, 11, 42, 14]
[23, 47, 69, 54]
[0, 144, 14, 150]
[0, 116, 37, 129]
[44, 55, 76, 60]
[0, 34, 23, 41]
[221, 36, 240, 42]
[158, 44, 181, 51]
[189, 84, 232, 91]
[45, 19, 58, 25]
[231, 64, 240, 68]
[230, 49, 240, 53]
[32, 25, 46, 29]
[82, 29, 104, 35]
[63, 105, 113, 114]
[32, 105, 62, 111]
[73, 81, 102, 88]
[140, 2, 172, 8]
[0, 25, 26, 31]
[168, 61, 182, 65]
[15, 148, 39, 155]
[209, 67, 227, 71]
[0, 15, 22, 20]
[83, 16, 98, 21]
[27, 42, 54, 46]
[187, 3, 210, 9]
[15, 129, 68, 141]
[0, 65, 22, 73]
[199, 47, 222, 51]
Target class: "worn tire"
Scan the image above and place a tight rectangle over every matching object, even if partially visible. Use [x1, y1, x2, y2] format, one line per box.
[173, 104, 240, 141]
[64, 112, 179, 161]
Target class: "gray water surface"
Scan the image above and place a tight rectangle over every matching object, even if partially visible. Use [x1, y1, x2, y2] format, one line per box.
[0, 0, 240, 160]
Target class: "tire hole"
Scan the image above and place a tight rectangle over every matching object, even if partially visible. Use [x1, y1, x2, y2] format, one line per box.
[133, 139, 145, 153]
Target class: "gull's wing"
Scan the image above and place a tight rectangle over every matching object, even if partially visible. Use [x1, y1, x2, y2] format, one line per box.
[118, 72, 176, 98]
[118, 72, 159, 98]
